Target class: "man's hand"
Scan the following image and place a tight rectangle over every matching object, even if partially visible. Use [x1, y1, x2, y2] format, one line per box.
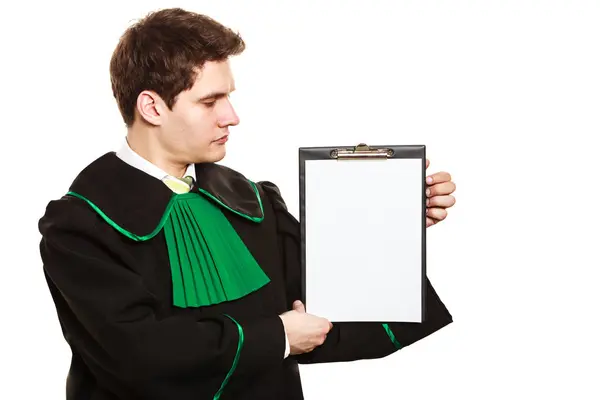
[425, 159, 456, 227]
[279, 301, 333, 355]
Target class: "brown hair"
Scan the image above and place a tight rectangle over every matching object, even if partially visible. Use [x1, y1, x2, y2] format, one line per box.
[109, 8, 245, 126]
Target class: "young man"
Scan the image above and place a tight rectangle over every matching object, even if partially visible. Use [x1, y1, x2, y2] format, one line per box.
[38, 8, 456, 400]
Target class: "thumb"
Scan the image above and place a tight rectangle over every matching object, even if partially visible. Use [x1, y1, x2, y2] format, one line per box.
[293, 300, 305, 313]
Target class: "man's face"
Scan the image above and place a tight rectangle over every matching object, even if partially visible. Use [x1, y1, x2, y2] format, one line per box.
[158, 60, 240, 164]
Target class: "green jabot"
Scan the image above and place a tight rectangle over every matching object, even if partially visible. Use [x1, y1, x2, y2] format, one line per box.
[164, 192, 270, 307]
[66, 188, 270, 308]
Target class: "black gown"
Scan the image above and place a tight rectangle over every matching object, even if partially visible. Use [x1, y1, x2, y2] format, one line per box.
[38, 152, 453, 400]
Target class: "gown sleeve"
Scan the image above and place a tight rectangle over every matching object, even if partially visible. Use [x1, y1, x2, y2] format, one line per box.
[258, 181, 453, 364]
[38, 197, 286, 396]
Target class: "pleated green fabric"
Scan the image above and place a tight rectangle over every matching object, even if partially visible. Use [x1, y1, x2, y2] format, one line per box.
[66, 189, 271, 309]
[163, 192, 271, 308]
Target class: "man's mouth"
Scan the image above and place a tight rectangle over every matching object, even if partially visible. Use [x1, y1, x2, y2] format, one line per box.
[213, 134, 229, 143]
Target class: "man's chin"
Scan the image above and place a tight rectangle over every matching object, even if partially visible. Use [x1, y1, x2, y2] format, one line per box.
[194, 147, 226, 164]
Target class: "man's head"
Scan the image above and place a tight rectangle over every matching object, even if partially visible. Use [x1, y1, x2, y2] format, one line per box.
[110, 8, 244, 166]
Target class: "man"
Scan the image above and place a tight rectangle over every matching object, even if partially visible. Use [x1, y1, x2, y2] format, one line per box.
[38, 7, 456, 400]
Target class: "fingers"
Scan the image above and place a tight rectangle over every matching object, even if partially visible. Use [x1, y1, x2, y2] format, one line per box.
[426, 171, 452, 186]
[425, 158, 430, 169]
[318, 319, 332, 346]
[426, 195, 456, 208]
[426, 207, 448, 222]
[321, 318, 333, 331]
[424, 175, 456, 228]
[426, 181, 456, 197]
[318, 334, 328, 345]
[293, 300, 306, 313]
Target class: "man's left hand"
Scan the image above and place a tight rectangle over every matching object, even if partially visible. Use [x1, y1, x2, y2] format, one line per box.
[425, 159, 456, 227]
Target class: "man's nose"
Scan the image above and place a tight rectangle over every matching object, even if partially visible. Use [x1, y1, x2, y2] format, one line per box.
[219, 99, 240, 127]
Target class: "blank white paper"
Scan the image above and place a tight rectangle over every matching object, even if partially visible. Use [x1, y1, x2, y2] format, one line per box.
[304, 158, 423, 322]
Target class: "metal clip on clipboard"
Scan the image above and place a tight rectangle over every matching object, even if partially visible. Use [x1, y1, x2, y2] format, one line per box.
[330, 143, 395, 160]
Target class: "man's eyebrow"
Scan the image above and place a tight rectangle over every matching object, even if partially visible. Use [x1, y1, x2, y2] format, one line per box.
[198, 88, 236, 101]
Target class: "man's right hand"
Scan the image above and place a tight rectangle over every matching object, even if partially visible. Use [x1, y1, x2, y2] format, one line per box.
[279, 301, 333, 355]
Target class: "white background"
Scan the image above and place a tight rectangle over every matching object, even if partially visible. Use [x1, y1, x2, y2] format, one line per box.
[1, 0, 599, 399]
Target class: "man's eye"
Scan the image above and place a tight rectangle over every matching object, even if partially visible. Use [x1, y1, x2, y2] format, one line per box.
[204, 100, 217, 108]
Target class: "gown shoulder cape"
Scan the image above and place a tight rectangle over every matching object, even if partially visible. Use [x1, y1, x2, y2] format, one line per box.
[38, 152, 453, 400]
[66, 155, 273, 310]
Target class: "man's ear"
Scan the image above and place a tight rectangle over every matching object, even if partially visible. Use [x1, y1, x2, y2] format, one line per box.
[136, 90, 166, 126]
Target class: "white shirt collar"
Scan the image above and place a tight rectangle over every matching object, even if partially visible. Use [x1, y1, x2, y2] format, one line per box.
[115, 138, 196, 181]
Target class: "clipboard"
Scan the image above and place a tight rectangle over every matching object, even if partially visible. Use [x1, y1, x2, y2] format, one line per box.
[299, 143, 426, 323]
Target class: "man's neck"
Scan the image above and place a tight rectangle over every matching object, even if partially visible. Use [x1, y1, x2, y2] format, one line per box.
[126, 130, 188, 178]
